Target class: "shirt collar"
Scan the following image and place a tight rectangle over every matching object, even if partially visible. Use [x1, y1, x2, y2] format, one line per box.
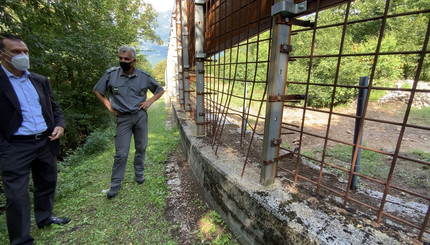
[1, 64, 30, 79]
[120, 69, 138, 78]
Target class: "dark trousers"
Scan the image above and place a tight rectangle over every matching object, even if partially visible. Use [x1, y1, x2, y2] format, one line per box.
[0, 136, 57, 245]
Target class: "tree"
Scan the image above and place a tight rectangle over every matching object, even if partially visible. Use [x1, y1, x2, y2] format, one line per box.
[152, 59, 167, 86]
[287, 0, 429, 107]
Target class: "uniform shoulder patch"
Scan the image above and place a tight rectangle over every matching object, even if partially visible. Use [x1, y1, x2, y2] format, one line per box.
[106, 66, 119, 74]
[140, 70, 153, 78]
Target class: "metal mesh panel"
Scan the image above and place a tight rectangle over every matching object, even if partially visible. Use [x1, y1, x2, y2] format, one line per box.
[204, 0, 274, 57]
[279, 1, 430, 240]
[204, 31, 272, 159]
[186, 0, 196, 67]
[173, 0, 430, 241]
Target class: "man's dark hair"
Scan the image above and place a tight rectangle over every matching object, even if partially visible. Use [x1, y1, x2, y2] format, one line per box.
[0, 33, 23, 51]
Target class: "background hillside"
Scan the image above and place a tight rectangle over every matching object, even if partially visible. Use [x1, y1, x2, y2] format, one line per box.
[142, 11, 172, 67]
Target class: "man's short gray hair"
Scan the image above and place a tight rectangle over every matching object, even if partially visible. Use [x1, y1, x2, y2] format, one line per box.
[118, 46, 136, 59]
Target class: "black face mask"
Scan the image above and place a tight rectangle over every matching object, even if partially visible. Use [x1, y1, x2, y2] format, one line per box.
[120, 62, 132, 72]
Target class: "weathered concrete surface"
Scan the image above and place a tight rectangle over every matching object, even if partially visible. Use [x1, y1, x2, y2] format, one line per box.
[171, 101, 411, 245]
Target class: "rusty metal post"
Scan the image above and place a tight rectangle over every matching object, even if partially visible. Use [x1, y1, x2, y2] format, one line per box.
[176, 0, 184, 108]
[181, 0, 191, 113]
[195, 0, 205, 136]
[168, 12, 179, 97]
[242, 81, 248, 134]
[172, 12, 180, 100]
[261, 0, 307, 186]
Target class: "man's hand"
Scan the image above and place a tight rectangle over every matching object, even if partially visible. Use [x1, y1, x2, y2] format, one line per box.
[108, 106, 122, 117]
[49, 126, 65, 141]
[93, 90, 123, 117]
[138, 101, 153, 111]
[139, 91, 164, 111]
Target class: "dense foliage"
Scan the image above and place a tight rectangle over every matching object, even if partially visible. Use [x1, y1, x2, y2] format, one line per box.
[287, 0, 429, 107]
[0, 0, 161, 153]
[152, 58, 167, 86]
[210, 0, 429, 108]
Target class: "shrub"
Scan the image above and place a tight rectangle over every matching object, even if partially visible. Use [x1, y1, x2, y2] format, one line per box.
[64, 121, 116, 165]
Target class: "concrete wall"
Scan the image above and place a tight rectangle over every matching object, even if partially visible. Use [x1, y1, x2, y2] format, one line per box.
[171, 101, 408, 245]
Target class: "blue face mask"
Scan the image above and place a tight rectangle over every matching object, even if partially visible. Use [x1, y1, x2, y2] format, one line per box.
[2, 52, 30, 71]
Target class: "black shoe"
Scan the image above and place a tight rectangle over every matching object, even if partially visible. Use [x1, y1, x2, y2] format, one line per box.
[136, 174, 146, 184]
[37, 216, 71, 228]
[107, 185, 121, 198]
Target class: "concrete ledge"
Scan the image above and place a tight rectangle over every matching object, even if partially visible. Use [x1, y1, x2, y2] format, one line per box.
[171, 101, 407, 245]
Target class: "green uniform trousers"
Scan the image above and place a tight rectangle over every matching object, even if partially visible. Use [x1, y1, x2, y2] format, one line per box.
[111, 110, 147, 187]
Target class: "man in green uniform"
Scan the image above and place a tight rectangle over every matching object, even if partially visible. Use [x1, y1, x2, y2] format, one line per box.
[93, 46, 164, 198]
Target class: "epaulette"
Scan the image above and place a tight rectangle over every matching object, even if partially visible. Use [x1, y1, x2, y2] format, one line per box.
[140, 70, 153, 78]
[106, 67, 120, 74]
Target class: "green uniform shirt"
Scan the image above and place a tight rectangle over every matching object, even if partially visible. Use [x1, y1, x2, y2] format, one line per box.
[94, 67, 164, 113]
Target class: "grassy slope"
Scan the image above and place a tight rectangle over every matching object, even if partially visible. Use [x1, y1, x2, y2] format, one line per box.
[0, 98, 180, 244]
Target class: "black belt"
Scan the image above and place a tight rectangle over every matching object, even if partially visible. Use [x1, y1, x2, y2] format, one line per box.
[122, 110, 139, 115]
[11, 130, 49, 141]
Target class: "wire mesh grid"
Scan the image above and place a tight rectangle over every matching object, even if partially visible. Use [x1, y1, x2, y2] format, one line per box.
[281, 0, 430, 240]
[179, 0, 430, 241]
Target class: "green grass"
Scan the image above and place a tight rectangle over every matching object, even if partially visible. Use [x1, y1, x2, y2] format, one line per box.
[309, 143, 389, 179]
[410, 150, 430, 164]
[197, 210, 237, 245]
[0, 98, 180, 244]
[408, 106, 430, 125]
[400, 83, 412, 89]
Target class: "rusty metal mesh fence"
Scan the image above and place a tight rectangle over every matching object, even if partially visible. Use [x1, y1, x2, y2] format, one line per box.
[169, 0, 430, 241]
[281, 2, 430, 241]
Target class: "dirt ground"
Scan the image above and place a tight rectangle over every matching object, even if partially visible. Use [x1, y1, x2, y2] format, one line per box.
[164, 145, 205, 244]
[164, 105, 238, 245]
[209, 100, 429, 243]
[278, 101, 430, 198]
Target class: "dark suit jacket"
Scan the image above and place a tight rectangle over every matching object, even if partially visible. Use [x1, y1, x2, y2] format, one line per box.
[0, 67, 65, 155]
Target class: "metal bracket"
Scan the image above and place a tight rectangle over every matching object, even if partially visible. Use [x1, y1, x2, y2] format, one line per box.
[199, 112, 205, 116]
[271, 138, 282, 147]
[280, 43, 292, 53]
[263, 153, 295, 166]
[263, 159, 275, 166]
[197, 69, 205, 74]
[196, 53, 206, 59]
[268, 94, 305, 102]
[288, 18, 315, 28]
[195, 0, 205, 5]
[276, 16, 288, 25]
[271, 0, 307, 17]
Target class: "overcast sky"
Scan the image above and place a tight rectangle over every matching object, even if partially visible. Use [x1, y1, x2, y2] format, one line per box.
[145, 0, 174, 12]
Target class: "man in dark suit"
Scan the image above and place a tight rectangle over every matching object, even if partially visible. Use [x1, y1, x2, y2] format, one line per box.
[0, 34, 71, 245]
